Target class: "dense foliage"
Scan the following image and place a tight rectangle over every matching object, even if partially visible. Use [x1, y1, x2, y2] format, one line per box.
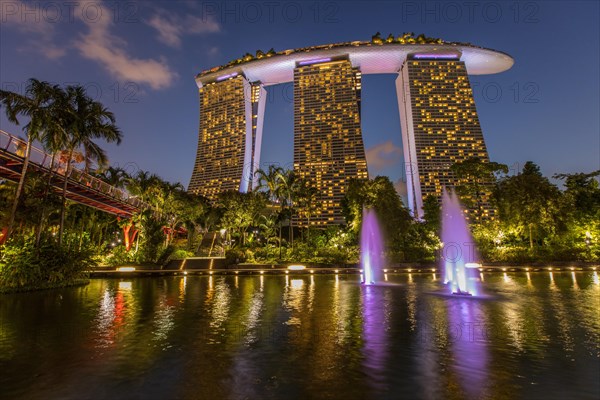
[1, 79, 598, 295]
[0, 238, 96, 292]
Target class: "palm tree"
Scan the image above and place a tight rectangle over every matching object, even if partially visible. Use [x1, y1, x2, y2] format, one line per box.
[279, 168, 299, 246]
[127, 170, 161, 204]
[255, 165, 284, 202]
[99, 166, 130, 189]
[295, 179, 318, 238]
[0, 79, 62, 241]
[255, 165, 286, 257]
[56, 85, 122, 245]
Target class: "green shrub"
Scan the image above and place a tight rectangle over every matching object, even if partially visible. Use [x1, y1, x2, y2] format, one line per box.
[0, 239, 96, 291]
[170, 249, 194, 259]
[104, 244, 136, 267]
[225, 248, 247, 265]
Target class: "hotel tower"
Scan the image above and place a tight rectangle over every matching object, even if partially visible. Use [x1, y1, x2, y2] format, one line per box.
[293, 57, 368, 225]
[397, 56, 492, 220]
[188, 73, 266, 199]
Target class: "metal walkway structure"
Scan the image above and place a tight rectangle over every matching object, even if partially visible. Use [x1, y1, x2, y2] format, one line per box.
[0, 130, 147, 217]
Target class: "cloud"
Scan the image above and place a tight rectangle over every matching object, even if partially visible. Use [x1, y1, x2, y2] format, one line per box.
[365, 140, 403, 173]
[147, 11, 220, 48]
[2, 0, 67, 59]
[73, 1, 176, 90]
[394, 178, 408, 198]
[208, 46, 220, 57]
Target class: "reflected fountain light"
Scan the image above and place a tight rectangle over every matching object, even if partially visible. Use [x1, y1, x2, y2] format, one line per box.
[235, 275, 239, 288]
[479, 272, 484, 282]
[432, 273, 437, 281]
[526, 272, 532, 285]
[593, 271, 599, 285]
[446, 300, 490, 398]
[291, 279, 304, 289]
[503, 272, 510, 283]
[361, 284, 390, 393]
[118, 281, 132, 291]
[408, 273, 413, 284]
[360, 208, 385, 285]
[310, 274, 315, 286]
[440, 189, 480, 296]
[571, 272, 579, 290]
[384, 274, 389, 282]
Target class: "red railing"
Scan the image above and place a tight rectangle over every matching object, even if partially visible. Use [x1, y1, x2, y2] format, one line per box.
[0, 129, 148, 211]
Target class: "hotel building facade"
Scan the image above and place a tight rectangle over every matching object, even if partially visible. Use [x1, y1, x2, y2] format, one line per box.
[188, 74, 266, 198]
[189, 39, 513, 224]
[397, 56, 493, 220]
[293, 57, 368, 225]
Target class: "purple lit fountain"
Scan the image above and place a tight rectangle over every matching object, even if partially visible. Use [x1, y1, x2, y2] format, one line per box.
[441, 190, 480, 296]
[360, 208, 385, 285]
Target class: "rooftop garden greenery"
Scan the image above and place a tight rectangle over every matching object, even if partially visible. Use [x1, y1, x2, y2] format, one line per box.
[199, 33, 446, 77]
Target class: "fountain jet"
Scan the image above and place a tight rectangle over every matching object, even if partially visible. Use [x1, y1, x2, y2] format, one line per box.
[360, 208, 385, 285]
[441, 190, 480, 296]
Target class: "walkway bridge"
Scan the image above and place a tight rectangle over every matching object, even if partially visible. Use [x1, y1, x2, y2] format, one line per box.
[0, 130, 148, 217]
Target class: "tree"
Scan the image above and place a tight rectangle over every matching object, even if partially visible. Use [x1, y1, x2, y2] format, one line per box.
[495, 161, 562, 249]
[554, 170, 600, 220]
[216, 190, 267, 246]
[295, 179, 318, 238]
[0, 79, 62, 241]
[450, 157, 508, 222]
[278, 169, 300, 245]
[256, 166, 298, 249]
[56, 85, 122, 245]
[422, 194, 441, 232]
[255, 165, 284, 203]
[342, 176, 412, 239]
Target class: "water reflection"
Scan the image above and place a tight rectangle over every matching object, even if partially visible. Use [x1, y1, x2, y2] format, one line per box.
[95, 281, 138, 349]
[361, 285, 390, 393]
[0, 273, 598, 400]
[446, 299, 490, 399]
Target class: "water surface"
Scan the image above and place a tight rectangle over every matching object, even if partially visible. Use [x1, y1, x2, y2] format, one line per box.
[1, 272, 599, 399]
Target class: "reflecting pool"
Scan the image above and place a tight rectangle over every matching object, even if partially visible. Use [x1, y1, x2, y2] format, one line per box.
[1, 272, 599, 399]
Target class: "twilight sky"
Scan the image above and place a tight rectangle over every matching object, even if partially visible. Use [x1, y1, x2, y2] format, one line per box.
[1, 0, 598, 195]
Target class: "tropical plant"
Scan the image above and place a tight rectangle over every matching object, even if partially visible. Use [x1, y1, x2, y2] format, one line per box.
[55, 85, 122, 245]
[0, 79, 63, 241]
